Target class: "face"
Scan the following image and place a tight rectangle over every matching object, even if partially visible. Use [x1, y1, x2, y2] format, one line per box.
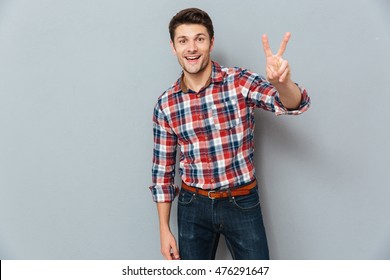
[171, 24, 214, 76]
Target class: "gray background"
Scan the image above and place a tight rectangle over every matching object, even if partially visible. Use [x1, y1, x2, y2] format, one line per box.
[0, 0, 389, 259]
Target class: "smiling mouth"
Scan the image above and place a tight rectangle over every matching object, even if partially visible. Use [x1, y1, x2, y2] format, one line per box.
[185, 55, 201, 62]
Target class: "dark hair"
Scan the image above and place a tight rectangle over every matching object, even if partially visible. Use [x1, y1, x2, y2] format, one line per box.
[169, 8, 214, 42]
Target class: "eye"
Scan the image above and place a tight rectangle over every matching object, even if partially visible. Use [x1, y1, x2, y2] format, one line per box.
[197, 37, 205, 42]
[178, 39, 187, 44]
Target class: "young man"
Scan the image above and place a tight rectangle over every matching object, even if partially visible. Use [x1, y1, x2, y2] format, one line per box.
[150, 8, 310, 260]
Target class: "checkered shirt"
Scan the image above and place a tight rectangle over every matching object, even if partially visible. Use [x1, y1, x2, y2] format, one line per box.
[150, 61, 310, 202]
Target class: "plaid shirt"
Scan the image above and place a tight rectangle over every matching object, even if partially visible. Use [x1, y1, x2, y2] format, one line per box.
[150, 61, 310, 202]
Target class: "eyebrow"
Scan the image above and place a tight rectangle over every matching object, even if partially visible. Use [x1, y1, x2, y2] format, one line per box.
[176, 33, 208, 40]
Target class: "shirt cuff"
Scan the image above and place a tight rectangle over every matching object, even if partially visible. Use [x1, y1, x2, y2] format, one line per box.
[274, 85, 311, 116]
[149, 184, 179, 203]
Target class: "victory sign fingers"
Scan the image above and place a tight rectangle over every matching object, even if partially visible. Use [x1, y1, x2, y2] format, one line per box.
[262, 32, 292, 84]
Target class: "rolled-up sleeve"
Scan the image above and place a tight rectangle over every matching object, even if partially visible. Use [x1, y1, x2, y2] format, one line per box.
[149, 101, 179, 203]
[240, 70, 311, 115]
[273, 83, 310, 116]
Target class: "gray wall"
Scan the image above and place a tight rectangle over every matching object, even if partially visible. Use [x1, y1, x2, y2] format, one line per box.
[0, 0, 389, 259]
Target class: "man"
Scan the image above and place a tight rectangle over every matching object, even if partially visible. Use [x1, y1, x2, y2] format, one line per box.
[150, 8, 310, 260]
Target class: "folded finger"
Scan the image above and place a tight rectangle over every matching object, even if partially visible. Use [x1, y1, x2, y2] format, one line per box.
[279, 67, 290, 83]
[266, 65, 276, 80]
[278, 60, 289, 76]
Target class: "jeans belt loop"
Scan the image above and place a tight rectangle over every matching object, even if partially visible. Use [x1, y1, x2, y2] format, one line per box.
[227, 188, 233, 201]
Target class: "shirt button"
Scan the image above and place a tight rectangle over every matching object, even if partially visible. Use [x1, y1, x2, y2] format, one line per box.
[211, 179, 215, 183]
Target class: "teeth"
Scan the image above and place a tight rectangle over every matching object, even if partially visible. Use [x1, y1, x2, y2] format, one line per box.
[186, 56, 200, 60]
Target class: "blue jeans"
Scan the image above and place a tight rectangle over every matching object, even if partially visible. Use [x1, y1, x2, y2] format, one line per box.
[177, 184, 269, 260]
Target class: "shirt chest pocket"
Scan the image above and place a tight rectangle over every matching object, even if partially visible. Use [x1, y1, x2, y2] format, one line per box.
[210, 97, 241, 130]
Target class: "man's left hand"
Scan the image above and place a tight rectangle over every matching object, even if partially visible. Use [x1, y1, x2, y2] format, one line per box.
[262, 32, 291, 85]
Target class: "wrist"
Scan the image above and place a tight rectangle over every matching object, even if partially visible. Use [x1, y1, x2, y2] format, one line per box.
[272, 78, 293, 89]
[274, 80, 302, 110]
[159, 223, 171, 233]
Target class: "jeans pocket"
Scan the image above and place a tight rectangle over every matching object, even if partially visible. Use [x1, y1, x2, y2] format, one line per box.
[178, 189, 196, 206]
[231, 189, 260, 210]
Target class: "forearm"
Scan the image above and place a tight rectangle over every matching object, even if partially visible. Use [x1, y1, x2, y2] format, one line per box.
[151, 103, 179, 202]
[156, 202, 180, 259]
[274, 79, 302, 110]
[157, 202, 172, 232]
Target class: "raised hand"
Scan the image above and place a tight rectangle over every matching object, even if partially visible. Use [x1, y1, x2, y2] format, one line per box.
[262, 32, 291, 85]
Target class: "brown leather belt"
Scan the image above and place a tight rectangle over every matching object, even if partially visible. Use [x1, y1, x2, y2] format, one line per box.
[181, 180, 257, 199]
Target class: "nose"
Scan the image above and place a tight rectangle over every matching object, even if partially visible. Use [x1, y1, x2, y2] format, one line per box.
[187, 39, 198, 52]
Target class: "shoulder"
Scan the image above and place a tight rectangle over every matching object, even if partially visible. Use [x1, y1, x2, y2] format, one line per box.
[154, 79, 180, 116]
[157, 86, 174, 103]
[215, 62, 261, 84]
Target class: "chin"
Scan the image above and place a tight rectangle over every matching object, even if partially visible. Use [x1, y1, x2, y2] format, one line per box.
[183, 61, 210, 75]
[185, 67, 202, 75]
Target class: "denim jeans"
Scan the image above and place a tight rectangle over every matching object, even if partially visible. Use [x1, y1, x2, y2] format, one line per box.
[177, 184, 269, 260]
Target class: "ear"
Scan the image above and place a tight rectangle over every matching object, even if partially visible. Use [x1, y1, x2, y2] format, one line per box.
[210, 37, 215, 52]
[170, 40, 177, 56]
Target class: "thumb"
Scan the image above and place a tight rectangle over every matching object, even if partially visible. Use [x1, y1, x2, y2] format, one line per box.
[171, 243, 180, 260]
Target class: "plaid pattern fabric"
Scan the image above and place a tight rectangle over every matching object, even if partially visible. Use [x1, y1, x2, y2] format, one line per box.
[150, 61, 310, 202]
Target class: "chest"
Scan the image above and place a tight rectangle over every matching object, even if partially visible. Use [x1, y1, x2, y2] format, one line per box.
[164, 84, 250, 142]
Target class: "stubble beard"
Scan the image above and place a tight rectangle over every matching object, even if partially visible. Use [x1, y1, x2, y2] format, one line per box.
[179, 54, 211, 76]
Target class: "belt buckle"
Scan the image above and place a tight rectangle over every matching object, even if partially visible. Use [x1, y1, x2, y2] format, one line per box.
[208, 190, 216, 199]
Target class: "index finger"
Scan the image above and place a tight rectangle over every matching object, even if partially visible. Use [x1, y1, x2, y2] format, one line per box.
[261, 34, 273, 57]
[276, 32, 291, 57]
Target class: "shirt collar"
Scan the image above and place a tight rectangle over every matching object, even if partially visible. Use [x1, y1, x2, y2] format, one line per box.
[172, 61, 225, 94]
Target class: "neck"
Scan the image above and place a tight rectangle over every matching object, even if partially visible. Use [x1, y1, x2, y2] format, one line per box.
[183, 61, 212, 92]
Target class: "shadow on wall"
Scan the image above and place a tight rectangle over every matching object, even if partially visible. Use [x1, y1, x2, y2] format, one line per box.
[253, 110, 341, 189]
